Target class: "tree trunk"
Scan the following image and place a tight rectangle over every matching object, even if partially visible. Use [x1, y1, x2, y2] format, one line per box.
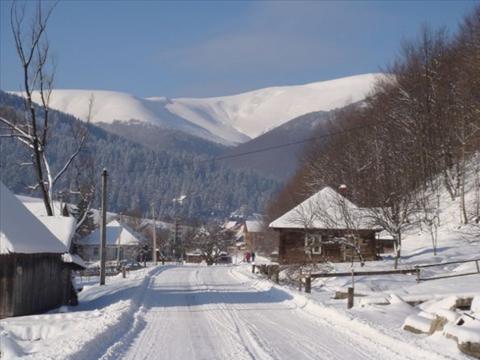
[393, 231, 401, 270]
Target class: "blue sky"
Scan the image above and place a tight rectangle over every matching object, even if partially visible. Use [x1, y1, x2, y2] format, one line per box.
[0, 1, 476, 98]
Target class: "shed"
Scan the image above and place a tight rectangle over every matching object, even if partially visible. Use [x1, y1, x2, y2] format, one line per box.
[269, 186, 379, 264]
[0, 182, 83, 319]
[185, 250, 204, 264]
[376, 230, 395, 254]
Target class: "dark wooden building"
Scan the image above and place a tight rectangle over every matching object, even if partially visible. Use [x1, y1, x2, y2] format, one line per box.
[185, 251, 204, 263]
[269, 187, 380, 265]
[0, 182, 84, 319]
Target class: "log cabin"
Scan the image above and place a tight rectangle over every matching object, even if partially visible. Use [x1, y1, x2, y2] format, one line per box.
[269, 187, 380, 265]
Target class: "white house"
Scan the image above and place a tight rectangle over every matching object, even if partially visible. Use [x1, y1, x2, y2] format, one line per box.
[76, 219, 145, 262]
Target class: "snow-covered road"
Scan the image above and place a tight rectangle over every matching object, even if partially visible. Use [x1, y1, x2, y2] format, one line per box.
[95, 265, 427, 360]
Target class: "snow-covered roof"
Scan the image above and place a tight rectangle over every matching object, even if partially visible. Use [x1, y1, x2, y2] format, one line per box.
[234, 224, 245, 241]
[78, 220, 143, 246]
[0, 182, 67, 254]
[225, 221, 239, 230]
[269, 186, 375, 230]
[37, 216, 77, 250]
[376, 230, 394, 241]
[245, 220, 263, 233]
[17, 195, 65, 217]
[186, 250, 202, 256]
[62, 253, 87, 268]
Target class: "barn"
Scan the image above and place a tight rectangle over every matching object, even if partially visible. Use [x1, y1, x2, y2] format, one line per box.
[269, 187, 380, 265]
[0, 182, 84, 319]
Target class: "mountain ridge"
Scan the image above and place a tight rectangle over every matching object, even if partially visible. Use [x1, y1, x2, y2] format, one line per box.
[13, 73, 380, 146]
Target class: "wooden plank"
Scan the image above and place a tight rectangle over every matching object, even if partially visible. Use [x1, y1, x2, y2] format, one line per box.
[416, 258, 480, 268]
[309, 268, 417, 278]
[419, 272, 480, 282]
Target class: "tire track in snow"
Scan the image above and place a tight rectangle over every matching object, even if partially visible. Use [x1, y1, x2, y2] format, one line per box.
[230, 265, 452, 360]
[202, 266, 372, 360]
[81, 266, 169, 360]
[120, 266, 255, 360]
[195, 266, 272, 360]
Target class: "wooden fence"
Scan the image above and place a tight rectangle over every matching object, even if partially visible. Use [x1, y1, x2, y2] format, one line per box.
[298, 257, 480, 310]
[415, 258, 480, 282]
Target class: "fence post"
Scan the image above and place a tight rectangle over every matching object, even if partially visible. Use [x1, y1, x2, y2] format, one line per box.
[347, 287, 354, 309]
[122, 266, 126, 278]
[252, 264, 256, 273]
[415, 266, 420, 283]
[275, 269, 279, 284]
[305, 276, 311, 293]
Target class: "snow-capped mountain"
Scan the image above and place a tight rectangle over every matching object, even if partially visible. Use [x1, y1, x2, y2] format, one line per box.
[21, 73, 380, 145]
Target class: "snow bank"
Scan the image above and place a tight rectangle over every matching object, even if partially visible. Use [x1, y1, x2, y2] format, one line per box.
[0, 265, 168, 359]
[472, 296, 480, 313]
[422, 296, 459, 313]
[0, 331, 25, 359]
[444, 320, 480, 344]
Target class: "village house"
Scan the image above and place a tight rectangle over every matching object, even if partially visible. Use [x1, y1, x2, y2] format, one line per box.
[244, 218, 279, 256]
[0, 182, 85, 319]
[269, 186, 380, 265]
[244, 219, 263, 251]
[76, 219, 145, 263]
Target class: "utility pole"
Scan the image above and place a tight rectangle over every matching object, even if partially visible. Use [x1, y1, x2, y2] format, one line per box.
[174, 218, 180, 261]
[100, 168, 108, 286]
[152, 204, 157, 265]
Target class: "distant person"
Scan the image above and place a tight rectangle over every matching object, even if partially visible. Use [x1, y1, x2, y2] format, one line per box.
[251, 252, 256, 263]
[245, 252, 251, 263]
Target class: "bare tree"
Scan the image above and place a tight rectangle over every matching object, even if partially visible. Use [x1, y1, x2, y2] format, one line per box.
[70, 155, 96, 236]
[0, 1, 90, 216]
[417, 179, 441, 255]
[188, 223, 233, 265]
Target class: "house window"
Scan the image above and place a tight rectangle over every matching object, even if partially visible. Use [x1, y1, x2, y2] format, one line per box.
[305, 233, 322, 255]
[93, 247, 99, 256]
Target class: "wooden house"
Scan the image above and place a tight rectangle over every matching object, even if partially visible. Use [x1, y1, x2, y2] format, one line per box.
[244, 220, 263, 251]
[244, 219, 279, 256]
[269, 187, 379, 265]
[76, 220, 144, 263]
[0, 182, 84, 319]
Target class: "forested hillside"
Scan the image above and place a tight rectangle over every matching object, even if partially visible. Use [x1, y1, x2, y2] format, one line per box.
[0, 91, 280, 220]
[222, 110, 335, 180]
[268, 7, 480, 228]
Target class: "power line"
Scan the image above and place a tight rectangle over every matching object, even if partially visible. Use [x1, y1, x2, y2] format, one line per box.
[104, 119, 384, 175]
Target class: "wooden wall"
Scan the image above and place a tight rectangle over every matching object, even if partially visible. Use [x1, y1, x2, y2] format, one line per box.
[277, 229, 377, 265]
[0, 253, 72, 319]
